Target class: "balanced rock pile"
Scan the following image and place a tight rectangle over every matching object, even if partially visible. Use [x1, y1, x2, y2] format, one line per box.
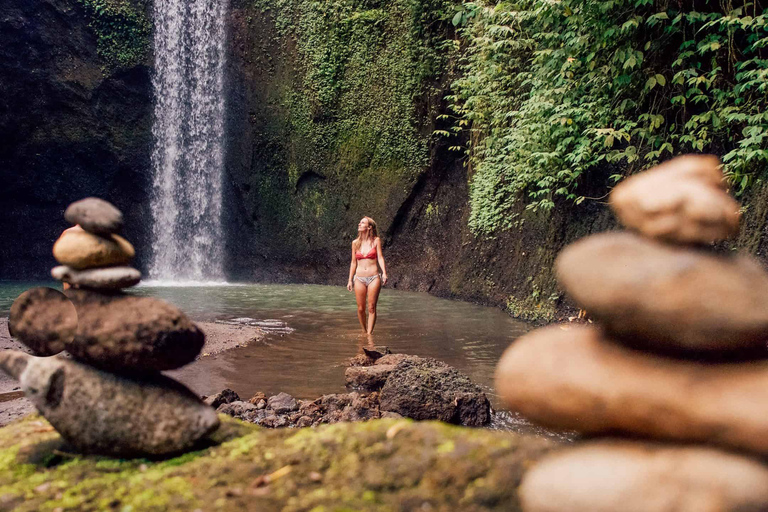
[3, 198, 218, 457]
[496, 156, 768, 511]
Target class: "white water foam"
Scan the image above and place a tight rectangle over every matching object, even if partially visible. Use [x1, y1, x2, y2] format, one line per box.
[149, 0, 229, 282]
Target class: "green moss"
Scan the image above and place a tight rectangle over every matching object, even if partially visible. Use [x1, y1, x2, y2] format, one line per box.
[0, 415, 555, 511]
[76, 0, 151, 74]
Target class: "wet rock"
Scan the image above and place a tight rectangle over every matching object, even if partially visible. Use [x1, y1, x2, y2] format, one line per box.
[0, 351, 218, 457]
[217, 400, 256, 417]
[52, 226, 135, 270]
[267, 392, 297, 414]
[8, 287, 76, 356]
[610, 155, 740, 244]
[345, 365, 395, 391]
[495, 325, 768, 455]
[63, 289, 205, 372]
[51, 265, 141, 290]
[64, 197, 124, 235]
[380, 357, 491, 426]
[309, 392, 381, 424]
[520, 440, 768, 512]
[204, 389, 240, 409]
[556, 231, 768, 356]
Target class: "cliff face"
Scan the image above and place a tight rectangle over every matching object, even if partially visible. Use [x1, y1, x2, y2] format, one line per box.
[3, 0, 768, 321]
[0, 0, 153, 279]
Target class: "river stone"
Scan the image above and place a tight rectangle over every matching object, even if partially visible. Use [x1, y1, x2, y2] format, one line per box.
[8, 287, 76, 356]
[0, 351, 219, 457]
[204, 388, 240, 408]
[267, 392, 298, 414]
[51, 265, 141, 290]
[520, 440, 768, 512]
[556, 231, 768, 356]
[62, 289, 204, 372]
[380, 357, 491, 426]
[495, 324, 768, 455]
[609, 155, 740, 244]
[64, 197, 124, 235]
[53, 226, 135, 270]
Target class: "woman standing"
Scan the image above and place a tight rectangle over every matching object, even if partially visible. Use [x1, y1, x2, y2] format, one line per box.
[347, 217, 388, 334]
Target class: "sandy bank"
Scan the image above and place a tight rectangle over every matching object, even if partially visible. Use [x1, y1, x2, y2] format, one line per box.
[0, 318, 263, 426]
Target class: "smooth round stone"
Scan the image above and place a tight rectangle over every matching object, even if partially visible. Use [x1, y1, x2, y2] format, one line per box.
[0, 351, 219, 457]
[53, 226, 135, 270]
[610, 155, 740, 244]
[62, 289, 205, 372]
[495, 325, 768, 455]
[556, 231, 768, 356]
[64, 197, 123, 235]
[51, 265, 141, 290]
[520, 440, 768, 512]
[8, 287, 75, 356]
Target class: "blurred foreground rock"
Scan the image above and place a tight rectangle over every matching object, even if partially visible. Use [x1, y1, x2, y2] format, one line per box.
[0, 414, 554, 511]
[497, 155, 768, 511]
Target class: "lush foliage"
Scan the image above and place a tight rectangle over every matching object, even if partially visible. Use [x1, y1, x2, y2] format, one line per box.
[445, 0, 768, 235]
[77, 0, 151, 73]
[251, 0, 456, 188]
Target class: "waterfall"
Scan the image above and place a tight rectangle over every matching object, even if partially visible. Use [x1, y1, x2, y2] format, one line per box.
[149, 0, 228, 282]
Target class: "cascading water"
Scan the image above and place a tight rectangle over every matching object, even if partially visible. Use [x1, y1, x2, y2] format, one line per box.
[149, 0, 228, 282]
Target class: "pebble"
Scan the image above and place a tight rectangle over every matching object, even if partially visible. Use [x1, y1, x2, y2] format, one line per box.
[495, 324, 768, 455]
[52, 226, 134, 270]
[51, 265, 141, 290]
[64, 197, 124, 235]
[555, 231, 768, 356]
[610, 155, 740, 244]
[0, 351, 219, 457]
[8, 287, 76, 356]
[520, 440, 768, 512]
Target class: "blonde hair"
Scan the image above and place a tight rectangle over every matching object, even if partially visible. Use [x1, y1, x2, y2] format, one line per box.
[353, 216, 378, 252]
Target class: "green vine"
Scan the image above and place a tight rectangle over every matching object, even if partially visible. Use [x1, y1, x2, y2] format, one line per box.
[77, 0, 151, 74]
[445, 0, 768, 235]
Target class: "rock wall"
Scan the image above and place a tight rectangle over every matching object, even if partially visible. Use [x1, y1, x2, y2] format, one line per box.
[0, 0, 153, 279]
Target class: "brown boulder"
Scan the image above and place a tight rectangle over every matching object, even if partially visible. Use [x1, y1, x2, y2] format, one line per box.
[52, 226, 134, 270]
[8, 287, 76, 356]
[63, 289, 205, 372]
[495, 325, 768, 455]
[556, 231, 768, 356]
[520, 440, 768, 512]
[610, 155, 740, 244]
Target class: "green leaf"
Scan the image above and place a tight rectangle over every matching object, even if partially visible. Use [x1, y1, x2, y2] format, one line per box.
[452, 11, 463, 26]
[655, 74, 666, 86]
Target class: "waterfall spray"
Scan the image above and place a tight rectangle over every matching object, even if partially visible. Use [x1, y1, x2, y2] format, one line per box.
[149, 0, 228, 282]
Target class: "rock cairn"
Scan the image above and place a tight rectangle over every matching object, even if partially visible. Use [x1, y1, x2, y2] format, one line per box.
[495, 156, 768, 511]
[2, 198, 218, 457]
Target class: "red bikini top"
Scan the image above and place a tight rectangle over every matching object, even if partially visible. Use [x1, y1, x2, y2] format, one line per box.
[356, 247, 377, 260]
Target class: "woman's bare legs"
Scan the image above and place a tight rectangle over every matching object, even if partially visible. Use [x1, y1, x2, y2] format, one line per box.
[354, 279, 368, 331]
[366, 277, 382, 334]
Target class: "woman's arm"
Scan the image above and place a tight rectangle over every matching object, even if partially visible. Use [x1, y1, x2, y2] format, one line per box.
[376, 237, 388, 285]
[347, 243, 357, 291]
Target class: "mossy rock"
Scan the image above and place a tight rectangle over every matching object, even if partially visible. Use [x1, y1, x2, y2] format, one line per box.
[0, 415, 555, 511]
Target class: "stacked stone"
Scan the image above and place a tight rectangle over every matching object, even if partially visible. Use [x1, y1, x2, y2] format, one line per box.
[2, 198, 218, 458]
[495, 156, 768, 511]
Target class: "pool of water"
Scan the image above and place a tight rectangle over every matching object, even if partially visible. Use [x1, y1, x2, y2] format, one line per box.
[0, 281, 569, 439]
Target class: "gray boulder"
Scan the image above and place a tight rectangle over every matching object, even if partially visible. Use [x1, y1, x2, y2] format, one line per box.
[51, 265, 141, 290]
[0, 351, 219, 457]
[379, 357, 491, 426]
[267, 392, 298, 414]
[64, 197, 124, 235]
